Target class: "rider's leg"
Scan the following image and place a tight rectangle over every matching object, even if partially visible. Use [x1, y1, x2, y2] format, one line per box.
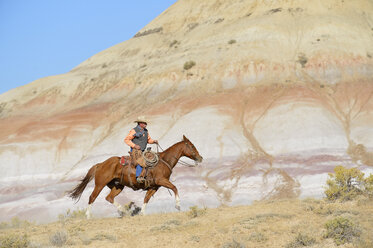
[136, 165, 142, 177]
[132, 149, 146, 183]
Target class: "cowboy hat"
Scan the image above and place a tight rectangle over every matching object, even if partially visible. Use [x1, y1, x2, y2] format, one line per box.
[134, 116, 149, 124]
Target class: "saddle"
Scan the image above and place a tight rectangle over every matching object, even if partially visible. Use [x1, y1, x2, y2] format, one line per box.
[121, 149, 159, 189]
[120, 155, 132, 167]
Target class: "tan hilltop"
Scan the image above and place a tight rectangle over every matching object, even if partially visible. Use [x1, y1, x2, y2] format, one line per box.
[0, 0, 372, 223]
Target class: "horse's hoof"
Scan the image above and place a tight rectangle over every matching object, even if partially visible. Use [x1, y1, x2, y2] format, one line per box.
[175, 205, 181, 211]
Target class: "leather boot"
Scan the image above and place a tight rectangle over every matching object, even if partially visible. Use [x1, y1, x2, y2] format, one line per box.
[137, 167, 146, 183]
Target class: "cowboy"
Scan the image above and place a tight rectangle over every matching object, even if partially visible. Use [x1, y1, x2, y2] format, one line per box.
[124, 116, 158, 183]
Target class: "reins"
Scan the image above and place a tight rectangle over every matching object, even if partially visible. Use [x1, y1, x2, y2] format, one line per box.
[156, 143, 198, 168]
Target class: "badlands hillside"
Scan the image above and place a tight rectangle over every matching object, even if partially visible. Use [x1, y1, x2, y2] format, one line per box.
[0, 0, 373, 223]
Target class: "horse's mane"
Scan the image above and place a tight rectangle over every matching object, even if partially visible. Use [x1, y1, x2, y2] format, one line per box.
[159, 140, 184, 156]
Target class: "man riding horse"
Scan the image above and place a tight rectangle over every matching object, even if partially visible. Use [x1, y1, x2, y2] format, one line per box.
[124, 116, 158, 183]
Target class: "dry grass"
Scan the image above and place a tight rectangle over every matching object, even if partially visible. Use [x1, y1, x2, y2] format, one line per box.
[1, 198, 372, 247]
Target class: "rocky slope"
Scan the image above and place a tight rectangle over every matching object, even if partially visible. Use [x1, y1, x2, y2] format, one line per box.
[0, 0, 373, 222]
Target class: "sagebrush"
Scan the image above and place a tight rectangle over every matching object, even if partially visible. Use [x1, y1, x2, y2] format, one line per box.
[324, 165, 373, 201]
[324, 217, 361, 245]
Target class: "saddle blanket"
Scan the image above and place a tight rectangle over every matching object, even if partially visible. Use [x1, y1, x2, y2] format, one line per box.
[120, 156, 129, 166]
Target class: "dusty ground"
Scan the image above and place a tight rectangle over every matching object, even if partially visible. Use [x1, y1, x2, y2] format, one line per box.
[1, 198, 372, 248]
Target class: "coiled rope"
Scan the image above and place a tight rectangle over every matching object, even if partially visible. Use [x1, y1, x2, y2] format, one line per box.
[142, 150, 159, 168]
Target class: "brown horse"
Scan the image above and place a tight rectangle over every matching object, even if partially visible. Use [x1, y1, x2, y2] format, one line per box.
[68, 135, 203, 218]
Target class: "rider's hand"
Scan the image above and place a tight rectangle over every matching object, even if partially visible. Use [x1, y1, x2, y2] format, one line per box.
[134, 144, 141, 150]
[154, 140, 158, 144]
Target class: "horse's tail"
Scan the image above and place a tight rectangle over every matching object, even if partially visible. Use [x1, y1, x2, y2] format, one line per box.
[68, 164, 97, 202]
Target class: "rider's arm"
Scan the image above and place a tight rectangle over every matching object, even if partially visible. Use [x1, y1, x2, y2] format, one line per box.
[147, 134, 157, 144]
[147, 134, 155, 144]
[124, 129, 136, 148]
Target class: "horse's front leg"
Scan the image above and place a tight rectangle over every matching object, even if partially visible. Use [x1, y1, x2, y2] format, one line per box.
[155, 178, 181, 210]
[141, 188, 158, 215]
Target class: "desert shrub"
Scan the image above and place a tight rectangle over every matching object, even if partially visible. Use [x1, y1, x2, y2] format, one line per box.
[150, 225, 171, 232]
[58, 208, 86, 223]
[11, 218, 32, 229]
[164, 219, 181, 226]
[134, 27, 163, 37]
[49, 230, 68, 247]
[248, 232, 267, 242]
[313, 203, 334, 216]
[170, 40, 179, 47]
[324, 217, 361, 245]
[68, 208, 86, 219]
[221, 239, 245, 248]
[364, 174, 373, 198]
[355, 235, 373, 248]
[93, 233, 116, 242]
[0, 222, 8, 229]
[190, 235, 200, 242]
[324, 166, 373, 201]
[149, 219, 181, 232]
[297, 53, 308, 68]
[183, 61, 196, 70]
[188, 206, 206, 218]
[0, 218, 32, 230]
[79, 235, 92, 245]
[187, 23, 199, 30]
[286, 233, 315, 247]
[228, 39, 236, 44]
[0, 234, 29, 248]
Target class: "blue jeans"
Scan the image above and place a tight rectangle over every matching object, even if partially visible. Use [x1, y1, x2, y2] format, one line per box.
[136, 165, 142, 177]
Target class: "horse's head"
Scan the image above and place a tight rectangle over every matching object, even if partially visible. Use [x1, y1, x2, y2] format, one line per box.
[182, 135, 203, 164]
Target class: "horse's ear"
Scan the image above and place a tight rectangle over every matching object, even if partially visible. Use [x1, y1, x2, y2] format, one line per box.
[183, 135, 191, 143]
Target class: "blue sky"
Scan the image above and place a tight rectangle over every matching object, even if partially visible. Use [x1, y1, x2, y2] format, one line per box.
[0, 0, 177, 95]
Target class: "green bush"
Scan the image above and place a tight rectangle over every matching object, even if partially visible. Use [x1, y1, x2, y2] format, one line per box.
[324, 166, 373, 201]
[364, 174, 373, 198]
[183, 61, 196, 70]
[324, 217, 361, 245]
[0, 234, 29, 248]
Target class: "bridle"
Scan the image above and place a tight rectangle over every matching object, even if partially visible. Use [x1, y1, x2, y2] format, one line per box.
[156, 142, 200, 169]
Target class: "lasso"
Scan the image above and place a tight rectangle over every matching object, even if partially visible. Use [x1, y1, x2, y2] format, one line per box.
[142, 150, 159, 168]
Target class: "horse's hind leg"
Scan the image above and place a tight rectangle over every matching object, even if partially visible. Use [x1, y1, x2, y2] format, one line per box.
[86, 172, 114, 219]
[85, 183, 106, 219]
[105, 181, 125, 214]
